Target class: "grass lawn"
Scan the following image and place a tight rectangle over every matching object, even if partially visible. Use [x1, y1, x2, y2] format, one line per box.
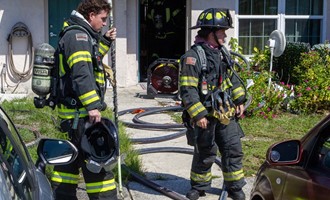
[1, 97, 328, 179]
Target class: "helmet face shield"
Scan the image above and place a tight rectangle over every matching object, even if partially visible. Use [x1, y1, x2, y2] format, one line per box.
[86, 159, 103, 173]
[81, 118, 119, 173]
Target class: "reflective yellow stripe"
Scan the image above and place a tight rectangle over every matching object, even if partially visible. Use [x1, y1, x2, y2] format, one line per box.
[223, 169, 244, 182]
[221, 78, 233, 91]
[86, 179, 116, 194]
[63, 21, 69, 30]
[51, 171, 79, 184]
[190, 171, 212, 183]
[67, 51, 92, 68]
[94, 71, 105, 84]
[58, 104, 88, 119]
[324, 141, 330, 148]
[99, 42, 109, 56]
[172, 9, 180, 17]
[79, 90, 100, 106]
[187, 102, 206, 118]
[232, 87, 245, 101]
[180, 76, 198, 87]
[166, 8, 170, 22]
[59, 54, 66, 77]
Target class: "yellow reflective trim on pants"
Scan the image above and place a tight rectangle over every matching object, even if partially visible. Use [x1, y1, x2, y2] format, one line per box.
[67, 51, 92, 68]
[190, 171, 212, 183]
[187, 102, 206, 118]
[180, 76, 198, 87]
[51, 171, 79, 184]
[223, 169, 244, 182]
[86, 179, 117, 194]
[79, 90, 100, 106]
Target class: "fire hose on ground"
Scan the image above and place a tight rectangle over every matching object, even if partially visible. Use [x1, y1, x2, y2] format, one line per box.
[117, 99, 252, 200]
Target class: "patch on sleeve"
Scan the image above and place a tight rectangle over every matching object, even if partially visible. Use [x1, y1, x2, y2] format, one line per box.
[75, 33, 88, 41]
[185, 57, 196, 65]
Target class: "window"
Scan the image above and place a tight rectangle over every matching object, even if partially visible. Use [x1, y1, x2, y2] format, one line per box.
[237, 0, 324, 55]
[0, 109, 33, 199]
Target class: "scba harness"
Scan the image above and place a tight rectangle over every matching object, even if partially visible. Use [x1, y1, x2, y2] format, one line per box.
[32, 25, 105, 110]
[193, 45, 236, 125]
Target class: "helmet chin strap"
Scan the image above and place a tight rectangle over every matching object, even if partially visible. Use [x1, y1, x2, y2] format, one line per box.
[212, 31, 222, 48]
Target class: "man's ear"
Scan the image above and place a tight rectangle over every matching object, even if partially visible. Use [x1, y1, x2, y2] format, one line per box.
[88, 12, 95, 22]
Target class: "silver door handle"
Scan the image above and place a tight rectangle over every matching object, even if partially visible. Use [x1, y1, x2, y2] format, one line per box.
[50, 32, 57, 37]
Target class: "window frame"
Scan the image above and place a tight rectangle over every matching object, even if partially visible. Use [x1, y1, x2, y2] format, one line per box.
[234, 0, 327, 55]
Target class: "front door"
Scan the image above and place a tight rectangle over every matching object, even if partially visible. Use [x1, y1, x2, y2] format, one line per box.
[139, 0, 186, 82]
[48, 0, 81, 48]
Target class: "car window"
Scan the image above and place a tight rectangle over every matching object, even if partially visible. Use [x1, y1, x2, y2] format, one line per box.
[320, 137, 330, 169]
[323, 151, 330, 168]
[0, 108, 33, 200]
[309, 124, 330, 174]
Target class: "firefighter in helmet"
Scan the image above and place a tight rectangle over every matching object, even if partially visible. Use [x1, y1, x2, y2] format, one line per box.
[180, 8, 247, 200]
[50, 0, 118, 199]
[146, 0, 185, 61]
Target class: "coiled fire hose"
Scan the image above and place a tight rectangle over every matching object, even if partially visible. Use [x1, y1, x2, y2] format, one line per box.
[6, 22, 34, 91]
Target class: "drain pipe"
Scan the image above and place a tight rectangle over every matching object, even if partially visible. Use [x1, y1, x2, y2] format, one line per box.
[1, 63, 6, 93]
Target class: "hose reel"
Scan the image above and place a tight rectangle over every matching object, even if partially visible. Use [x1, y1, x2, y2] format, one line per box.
[147, 58, 179, 98]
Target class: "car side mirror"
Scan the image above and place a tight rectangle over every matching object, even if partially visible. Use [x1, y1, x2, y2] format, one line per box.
[36, 138, 78, 173]
[267, 140, 301, 165]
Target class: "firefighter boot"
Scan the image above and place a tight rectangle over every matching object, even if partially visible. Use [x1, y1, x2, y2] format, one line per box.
[186, 189, 206, 200]
[227, 188, 245, 200]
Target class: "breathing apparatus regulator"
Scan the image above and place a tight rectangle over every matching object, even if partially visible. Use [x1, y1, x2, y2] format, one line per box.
[81, 118, 119, 173]
[31, 43, 57, 109]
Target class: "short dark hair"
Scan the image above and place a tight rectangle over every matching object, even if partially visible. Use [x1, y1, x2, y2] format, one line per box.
[77, 0, 111, 20]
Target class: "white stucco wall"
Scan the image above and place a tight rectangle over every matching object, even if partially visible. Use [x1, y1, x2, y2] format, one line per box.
[112, 0, 139, 88]
[0, 0, 329, 96]
[0, 0, 45, 95]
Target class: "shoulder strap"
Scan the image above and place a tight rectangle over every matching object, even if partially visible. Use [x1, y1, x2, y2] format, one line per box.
[195, 45, 207, 71]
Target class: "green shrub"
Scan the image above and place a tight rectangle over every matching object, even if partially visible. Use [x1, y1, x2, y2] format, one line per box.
[274, 42, 310, 84]
[290, 50, 330, 113]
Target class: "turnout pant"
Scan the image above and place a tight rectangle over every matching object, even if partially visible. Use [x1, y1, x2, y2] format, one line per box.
[190, 117, 246, 191]
[51, 118, 118, 200]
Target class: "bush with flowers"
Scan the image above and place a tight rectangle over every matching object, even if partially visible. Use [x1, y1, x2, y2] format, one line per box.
[289, 48, 330, 114]
[230, 39, 329, 117]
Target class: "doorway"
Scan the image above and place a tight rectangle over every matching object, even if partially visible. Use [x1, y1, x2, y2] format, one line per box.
[139, 0, 186, 82]
[48, 0, 81, 48]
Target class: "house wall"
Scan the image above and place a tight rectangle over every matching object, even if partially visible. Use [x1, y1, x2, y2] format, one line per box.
[0, 0, 45, 94]
[0, 0, 329, 96]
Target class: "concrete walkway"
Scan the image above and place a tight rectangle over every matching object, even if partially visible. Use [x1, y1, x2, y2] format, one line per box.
[103, 84, 255, 200]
